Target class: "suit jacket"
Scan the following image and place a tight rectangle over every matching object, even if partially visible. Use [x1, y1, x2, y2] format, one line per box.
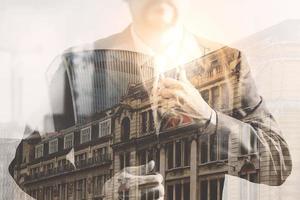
[9, 25, 292, 190]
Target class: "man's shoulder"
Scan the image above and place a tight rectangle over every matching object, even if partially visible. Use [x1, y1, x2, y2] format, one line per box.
[63, 26, 134, 54]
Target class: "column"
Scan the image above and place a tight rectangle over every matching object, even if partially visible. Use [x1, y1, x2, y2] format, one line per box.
[190, 138, 197, 200]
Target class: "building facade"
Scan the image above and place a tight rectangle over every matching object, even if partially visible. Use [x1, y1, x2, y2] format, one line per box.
[11, 47, 279, 200]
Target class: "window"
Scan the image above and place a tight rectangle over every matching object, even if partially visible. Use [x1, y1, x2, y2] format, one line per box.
[210, 179, 218, 200]
[184, 139, 190, 166]
[220, 84, 230, 109]
[175, 141, 182, 168]
[58, 184, 66, 200]
[80, 127, 91, 144]
[200, 180, 208, 200]
[167, 182, 190, 200]
[118, 190, 129, 200]
[211, 86, 220, 109]
[44, 186, 53, 200]
[93, 147, 108, 162]
[200, 132, 229, 164]
[120, 152, 130, 170]
[121, 117, 130, 141]
[200, 135, 208, 163]
[148, 110, 154, 132]
[183, 182, 190, 200]
[141, 110, 155, 134]
[175, 184, 181, 200]
[35, 144, 44, 159]
[167, 185, 173, 200]
[141, 111, 147, 134]
[220, 131, 229, 160]
[200, 178, 224, 200]
[49, 139, 58, 154]
[140, 187, 158, 200]
[99, 119, 111, 137]
[93, 174, 109, 196]
[64, 133, 74, 149]
[210, 133, 217, 161]
[167, 143, 174, 169]
[76, 179, 86, 200]
[167, 140, 190, 169]
[138, 149, 160, 172]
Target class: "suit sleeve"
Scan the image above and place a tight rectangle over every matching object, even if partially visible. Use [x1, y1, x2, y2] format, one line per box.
[206, 49, 292, 186]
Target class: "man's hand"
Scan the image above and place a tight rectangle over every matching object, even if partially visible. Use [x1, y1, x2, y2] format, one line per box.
[154, 69, 214, 127]
[103, 161, 164, 200]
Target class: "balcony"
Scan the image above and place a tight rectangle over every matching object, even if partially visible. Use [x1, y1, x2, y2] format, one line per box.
[75, 154, 112, 169]
[25, 154, 111, 183]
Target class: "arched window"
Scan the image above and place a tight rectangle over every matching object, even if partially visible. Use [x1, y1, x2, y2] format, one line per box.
[121, 117, 130, 141]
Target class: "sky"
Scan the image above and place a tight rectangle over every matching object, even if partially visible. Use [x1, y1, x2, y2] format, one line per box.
[0, 0, 300, 134]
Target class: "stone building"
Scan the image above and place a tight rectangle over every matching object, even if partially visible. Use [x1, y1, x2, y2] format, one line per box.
[11, 47, 283, 200]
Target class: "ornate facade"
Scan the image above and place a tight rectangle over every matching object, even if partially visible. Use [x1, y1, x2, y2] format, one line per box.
[11, 47, 277, 200]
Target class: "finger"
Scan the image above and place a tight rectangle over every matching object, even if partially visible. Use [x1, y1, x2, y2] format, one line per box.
[159, 77, 183, 89]
[133, 173, 163, 185]
[158, 88, 178, 99]
[124, 160, 155, 176]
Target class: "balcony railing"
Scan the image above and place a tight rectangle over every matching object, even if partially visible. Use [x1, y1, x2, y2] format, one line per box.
[25, 154, 111, 182]
[75, 154, 111, 168]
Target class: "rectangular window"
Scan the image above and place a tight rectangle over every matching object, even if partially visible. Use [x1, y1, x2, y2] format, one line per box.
[141, 111, 147, 134]
[175, 141, 182, 168]
[210, 179, 218, 200]
[211, 87, 220, 109]
[120, 152, 130, 170]
[250, 131, 258, 154]
[93, 175, 106, 196]
[183, 182, 190, 200]
[200, 135, 208, 163]
[184, 139, 190, 166]
[220, 84, 230, 109]
[148, 110, 154, 132]
[210, 133, 217, 161]
[80, 127, 91, 144]
[99, 119, 111, 137]
[139, 150, 147, 166]
[167, 143, 174, 169]
[49, 139, 58, 154]
[64, 133, 74, 149]
[220, 131, 229, 160]
[175, 184, 181, 200]
[76, 179, 86, 200]
[167, 185, 173, 200]
[200, 180, 208, 200]
[35, 144, 44, 159]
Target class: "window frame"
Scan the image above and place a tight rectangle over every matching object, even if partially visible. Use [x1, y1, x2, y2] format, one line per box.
[80, 126, 91, 144]
[99, 118, 111, 138]
[35, 143, 44, 159]
[49, 138, 58, 154]
[64, 132, 74, 149]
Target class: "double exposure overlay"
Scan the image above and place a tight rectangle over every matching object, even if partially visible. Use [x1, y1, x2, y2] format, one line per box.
[9, 47, 292, 199]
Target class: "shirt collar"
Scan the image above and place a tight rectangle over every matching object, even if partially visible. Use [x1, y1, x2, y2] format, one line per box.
[130, 24, 203, 70]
